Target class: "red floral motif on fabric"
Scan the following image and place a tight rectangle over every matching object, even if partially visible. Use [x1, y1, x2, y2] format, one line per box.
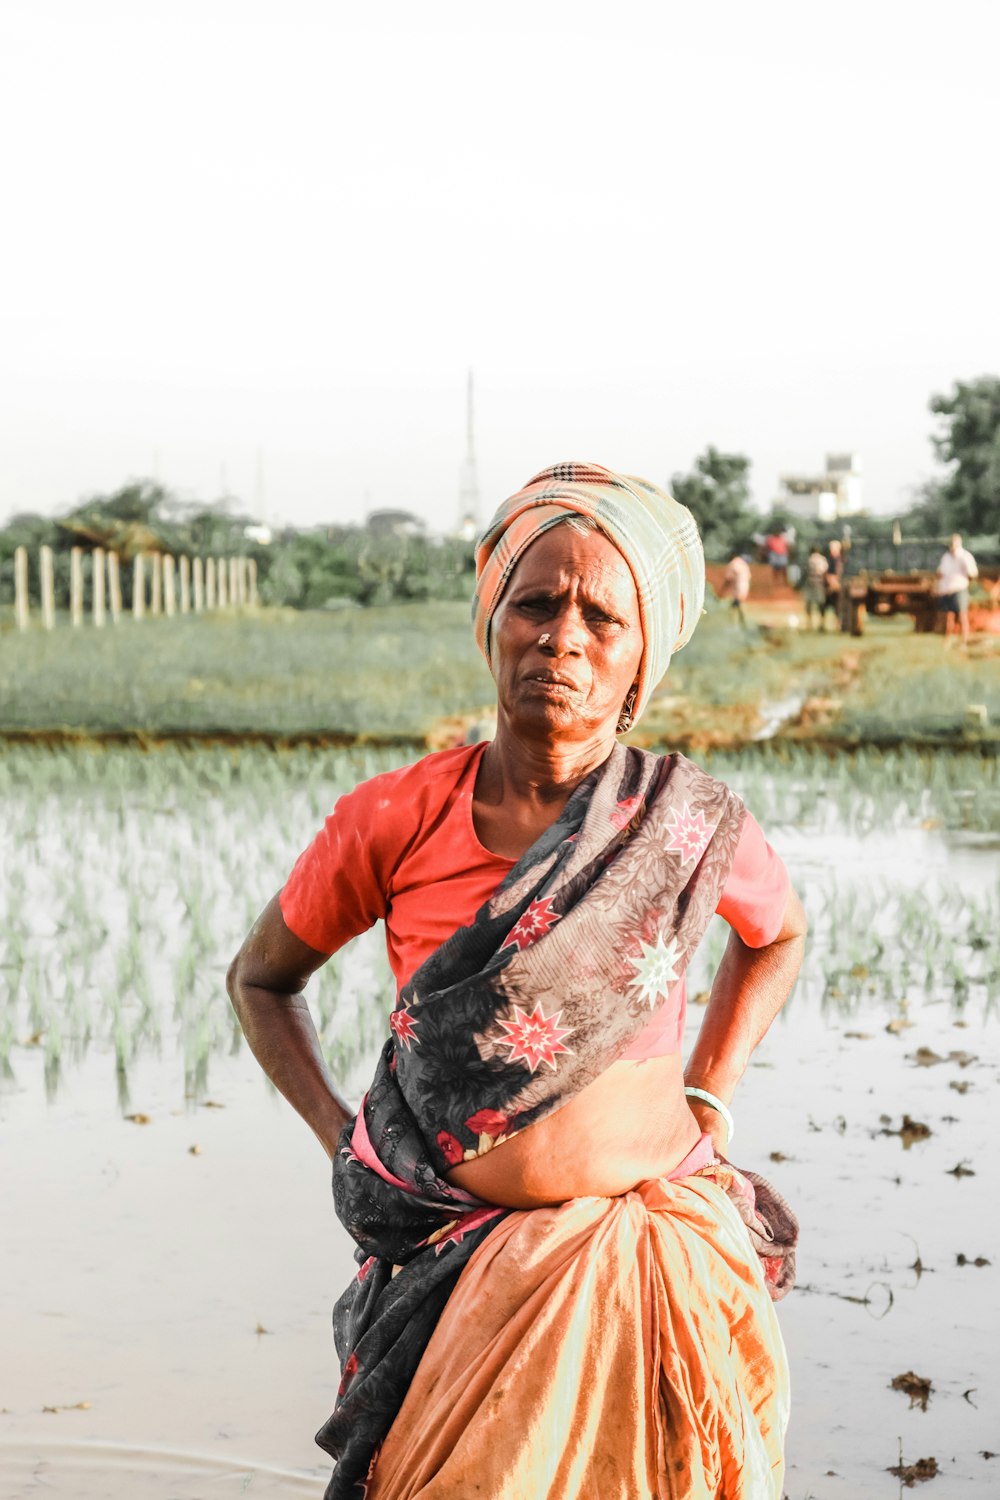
[609, 793, 644, 830]
[338, 1351, 358, 1396]
[496, 1002, 575, 1073]
[389, 1007, 418, 1050]
[465, 1107, 509, 1138]
[502, 895, 561, 952]
[664, 802, 713, 864]
[436, 1129, 464, 1165]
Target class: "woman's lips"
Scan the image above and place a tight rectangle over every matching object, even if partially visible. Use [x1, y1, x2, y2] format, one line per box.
[525, 673, 579, 692]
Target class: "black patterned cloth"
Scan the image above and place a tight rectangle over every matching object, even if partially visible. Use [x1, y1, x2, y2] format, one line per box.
[316, 746, 779, 1498]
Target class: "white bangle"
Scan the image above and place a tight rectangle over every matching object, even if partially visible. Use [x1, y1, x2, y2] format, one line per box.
[684, 1087, 735, 1145]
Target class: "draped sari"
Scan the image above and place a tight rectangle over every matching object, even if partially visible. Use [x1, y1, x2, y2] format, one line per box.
[317, 747, 797, 1499]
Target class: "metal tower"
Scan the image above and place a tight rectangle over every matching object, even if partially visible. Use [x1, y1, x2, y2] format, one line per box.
[458, 369, 481, 535]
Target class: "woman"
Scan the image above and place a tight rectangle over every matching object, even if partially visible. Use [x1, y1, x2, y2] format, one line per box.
[229, 462, 806, 1500]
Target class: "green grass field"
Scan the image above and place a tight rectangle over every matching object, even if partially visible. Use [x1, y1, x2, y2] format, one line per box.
[1, 599, 997, 745]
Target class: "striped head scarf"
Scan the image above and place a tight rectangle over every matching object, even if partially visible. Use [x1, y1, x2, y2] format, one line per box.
[473, 462, 704, 727]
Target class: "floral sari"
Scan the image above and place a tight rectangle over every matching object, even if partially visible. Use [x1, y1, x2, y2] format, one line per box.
[317, 746, 797, 1498]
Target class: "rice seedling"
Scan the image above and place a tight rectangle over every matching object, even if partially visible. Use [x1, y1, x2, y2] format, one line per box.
[1, 742, 995, 1105]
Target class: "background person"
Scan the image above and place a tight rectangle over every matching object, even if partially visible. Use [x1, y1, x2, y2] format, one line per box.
[722, 551, 752, 629]
[823, 538, 844, 631]
[803, 547, 829, 630]
[765, 529, 789, 583]
[936, 532, 979, 646]
[229, 463, 805, 1500]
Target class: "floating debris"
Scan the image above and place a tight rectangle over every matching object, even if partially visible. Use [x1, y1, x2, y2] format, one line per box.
[956, 1253, 991, 1267]
[887, 1455, 939, 1487]
[124, 1112, 151, 1125]
[891, 1371, 933, 1410]
[946, 1162, 976, 1178]
[886, 1016, 915, 1035]
[881, 1114, 932, 1149]
[188, 1144, 202, 1155]
[949, 1080, 972, 1094]
[908, 1047, 979, 1069]
[844, 1030, 874, 1040]
[42, 1401, 92, 1414]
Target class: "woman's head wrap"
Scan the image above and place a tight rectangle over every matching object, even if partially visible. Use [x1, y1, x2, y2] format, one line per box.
[473, 461, 704, 726]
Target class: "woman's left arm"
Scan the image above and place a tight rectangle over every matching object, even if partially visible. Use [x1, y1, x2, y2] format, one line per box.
[684, 884, 807, 1153]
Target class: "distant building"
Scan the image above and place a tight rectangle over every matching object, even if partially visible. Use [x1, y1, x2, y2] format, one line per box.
[776, 453, 864, 523]
[365, 509, 427, 538]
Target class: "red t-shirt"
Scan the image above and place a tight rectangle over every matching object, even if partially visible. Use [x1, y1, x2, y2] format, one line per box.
[280, 743, 790, 1061]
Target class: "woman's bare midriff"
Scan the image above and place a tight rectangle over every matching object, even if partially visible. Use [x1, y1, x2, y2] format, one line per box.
[445, 1053, 701, 1208]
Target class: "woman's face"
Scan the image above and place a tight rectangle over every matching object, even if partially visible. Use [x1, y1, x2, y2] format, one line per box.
[489, 524, 644, 742]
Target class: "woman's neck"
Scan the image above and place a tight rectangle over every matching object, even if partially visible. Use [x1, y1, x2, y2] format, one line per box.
[478, 720, 617, 810]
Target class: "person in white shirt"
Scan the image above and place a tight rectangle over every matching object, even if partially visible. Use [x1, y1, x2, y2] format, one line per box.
[935, 533, 979, 645]
[722, 553, 752, 630]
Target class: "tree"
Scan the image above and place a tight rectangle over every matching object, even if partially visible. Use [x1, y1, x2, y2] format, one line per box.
[924, 376, 1000, 539]
[669, 447, 757, 560]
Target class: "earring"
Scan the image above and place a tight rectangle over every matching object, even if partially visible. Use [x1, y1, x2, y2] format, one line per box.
[538, 633, 551, 646]
[617, 684, 638, 734]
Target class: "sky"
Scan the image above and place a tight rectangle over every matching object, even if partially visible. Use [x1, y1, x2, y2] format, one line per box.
[1, 0, 998, 533]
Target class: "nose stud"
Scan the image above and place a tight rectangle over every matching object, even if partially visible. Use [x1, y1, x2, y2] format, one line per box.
[538, 633, 551, 645]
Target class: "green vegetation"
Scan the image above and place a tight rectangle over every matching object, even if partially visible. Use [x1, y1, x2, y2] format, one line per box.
[1, 598, 997, 747]
[916, 375, 1000, 540]
[2, 741, 996, 1104]
[0, 478, 476, 613]
[669, 447, 757, 561]
[0, 603, 493, 737]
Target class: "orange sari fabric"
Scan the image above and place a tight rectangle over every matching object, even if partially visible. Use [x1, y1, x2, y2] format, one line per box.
[368, 1166, 789, 1500]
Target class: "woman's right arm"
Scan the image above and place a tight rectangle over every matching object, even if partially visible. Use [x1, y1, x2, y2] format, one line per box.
[227, 894, 355, 1158]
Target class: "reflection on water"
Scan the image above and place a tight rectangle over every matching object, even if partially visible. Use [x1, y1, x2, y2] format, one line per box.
[0, 1440, 325, 1498]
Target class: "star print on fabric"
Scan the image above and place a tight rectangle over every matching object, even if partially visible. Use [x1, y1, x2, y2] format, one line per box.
[502, 895, 561, 952]
[628, 929, 681, 1009]
[609, 794, 644, 830]
[497, 1002, 575, 1072]
[389, 1007, 419, 1050]
[664, 802, 713, 864]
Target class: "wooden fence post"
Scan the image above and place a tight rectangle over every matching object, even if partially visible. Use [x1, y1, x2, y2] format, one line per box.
[14, 546, 29, 631]
[70, 547, 84, 627]
[163, 554, 176, 617]
[192, 556, 204, 612]
[108, 551, 122, 623]
[133, 553, 146, 620]
[205, 557, 217, 610]
[228, 555, 239, 607]
[247, 557, 258, 605]
[179, 555, 191, 614]
[150, 553, 162, 615]
[217, 557, 229, 608]
[40, 545, 55, 630]
[93, 547, 106, 627]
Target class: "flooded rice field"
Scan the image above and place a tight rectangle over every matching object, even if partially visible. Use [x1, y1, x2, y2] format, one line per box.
[1, 745, 998, 1499]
